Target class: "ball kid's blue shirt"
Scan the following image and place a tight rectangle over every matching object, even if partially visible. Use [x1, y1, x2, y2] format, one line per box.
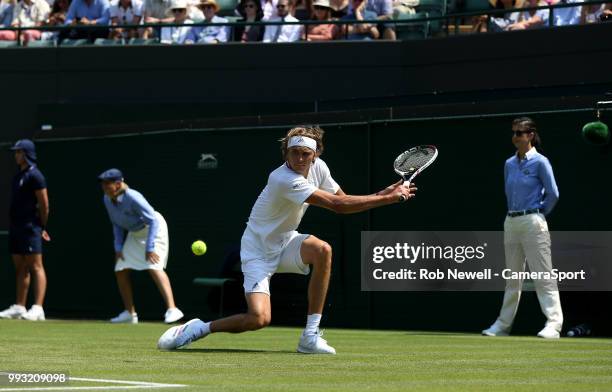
[103, 188, 159, 253]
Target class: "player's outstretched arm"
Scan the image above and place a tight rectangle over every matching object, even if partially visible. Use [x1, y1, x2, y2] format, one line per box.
[306, 181, 416, 214]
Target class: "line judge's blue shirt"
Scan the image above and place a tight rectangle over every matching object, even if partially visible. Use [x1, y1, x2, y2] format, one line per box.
[103, 188, 159, 253]
[504, 147, 559, 216]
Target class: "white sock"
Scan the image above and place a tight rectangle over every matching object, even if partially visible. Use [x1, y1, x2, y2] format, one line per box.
[31, 305, 43, 311]
[304, 314, 322, 335]
[190, 320, 212, 340]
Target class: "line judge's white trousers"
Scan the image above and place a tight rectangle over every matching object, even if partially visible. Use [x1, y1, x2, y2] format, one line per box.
[495, 213, 563, 332]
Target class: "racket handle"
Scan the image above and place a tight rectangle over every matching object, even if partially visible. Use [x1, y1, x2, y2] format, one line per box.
[399, 180, 411, 202]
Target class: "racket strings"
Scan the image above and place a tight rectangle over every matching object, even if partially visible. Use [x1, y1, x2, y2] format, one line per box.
[395, 149, 434, 172]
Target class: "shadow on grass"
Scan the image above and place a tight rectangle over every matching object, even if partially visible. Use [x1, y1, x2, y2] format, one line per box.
[174, 348, 297, 354]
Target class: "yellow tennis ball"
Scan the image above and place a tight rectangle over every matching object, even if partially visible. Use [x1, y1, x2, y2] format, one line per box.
[191, 240, 207, 256]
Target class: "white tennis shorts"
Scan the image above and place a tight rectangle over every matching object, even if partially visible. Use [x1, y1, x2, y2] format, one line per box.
[241, 231, 310, 296]
[115, 211, 169, 272]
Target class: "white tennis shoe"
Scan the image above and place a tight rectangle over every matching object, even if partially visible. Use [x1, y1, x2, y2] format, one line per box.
[297, 329, 336, 355]
[110, 310, 138, 324]
[0, 304, 26, 319]
[482, 322, 509, 337]
[537, 326, 560, 339]
[158, 318, 208, 350]
[164, 308, 184, 324]
[21, 305, 45, 321]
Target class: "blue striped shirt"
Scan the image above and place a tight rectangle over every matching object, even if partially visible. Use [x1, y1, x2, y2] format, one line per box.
[103, 188, 158, 253]
[504, 147, 559, 216]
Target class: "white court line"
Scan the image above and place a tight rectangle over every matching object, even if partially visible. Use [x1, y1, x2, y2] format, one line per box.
[0, 376, 186, 391]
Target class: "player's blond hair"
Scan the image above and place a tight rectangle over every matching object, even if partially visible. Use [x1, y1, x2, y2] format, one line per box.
[279, 125, 325, 158]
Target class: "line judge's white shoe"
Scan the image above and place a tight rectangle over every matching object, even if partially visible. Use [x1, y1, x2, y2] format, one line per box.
[110, 310, 138, 324]
[482, 323, 509, 337]
[164, 308, 184, 324]
[297, 329, 336, 355]
[21, 305, 45, 321]
[0, 304, 27, 319]
[537, 326, 560, 339]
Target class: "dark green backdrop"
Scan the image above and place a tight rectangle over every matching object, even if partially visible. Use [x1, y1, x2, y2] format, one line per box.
[1, 112, 609, 332]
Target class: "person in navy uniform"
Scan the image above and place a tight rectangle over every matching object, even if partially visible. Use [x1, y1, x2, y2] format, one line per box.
[0, 139, 50, 321]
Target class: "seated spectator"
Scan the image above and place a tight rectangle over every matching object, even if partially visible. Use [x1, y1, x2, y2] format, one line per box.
[0, 0, 49, 45]
[262, 0, 301, 42]
[261, 0, 277, 20]
[304, 0, 336, 40]
[507, 0, 548, 29]
[109, 0, 143, 39]
[185, 0, 228, 43]
[365, 0, 394, 39]
[186, 0, 203, 21]
[62, 0, 110, 41]
[160, 0, 192, 43]
[141, 0, 172, 38]
[579, 2, 605, 24]
[329, 0, 348, 17]
[47, 0, 70, 24]
[339, 0, 379, 40]
[291, 0, 312, 20]
[549, 0, 580, 26]
[233, 0, 264, 42]
[603, 4, 612, 21]
[489, 0, 520, 31]
[0, 0, 15, 32]
[41, 0, 70, 40]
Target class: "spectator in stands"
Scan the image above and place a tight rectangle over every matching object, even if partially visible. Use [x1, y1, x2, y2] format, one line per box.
[109, 0, 143, 39]
[47, 0, 70, 24]
[62, 0, 110, 41]
[487, 0, 520, 32]
[263, 0, 302, 42]
[0, 0, 15, 31]
[339, 0, 379, 40]
[261, 0, 277, 20]
[364, 0, 394, 39]
[579, 2, 605, 24]
[160, 0, 192, 43]
[603, 4, 612, 21]
[549, 0, 580, 26]
[506, 0, 548, 29]
[234, 0, 265, 42]
[304, 0, 336, 40]
[40, 0, 70, 39]
[0, 0, 49, 45]
[185, 0, 228, 43]
[39, 0, 69, 39]
[141, 0, 172, 38]
[291, 0, 312, 20]
[329, 0, 348, 17]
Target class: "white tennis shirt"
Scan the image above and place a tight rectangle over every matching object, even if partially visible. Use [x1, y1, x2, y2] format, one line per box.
[241, 158, 340, 260]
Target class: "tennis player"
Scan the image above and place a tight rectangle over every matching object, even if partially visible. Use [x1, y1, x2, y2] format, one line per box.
[99, 169, 184, 324]
[482, 117, 562, 339]
[0, 140, 50, 321]
[158, 125, 416, 354]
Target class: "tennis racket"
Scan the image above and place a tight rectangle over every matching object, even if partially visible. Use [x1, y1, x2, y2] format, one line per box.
[394, 145, 438, 202]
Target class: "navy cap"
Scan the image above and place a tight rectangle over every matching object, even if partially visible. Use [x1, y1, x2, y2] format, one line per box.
[10, 139, 37, 165]
[98, 168, 124, 182]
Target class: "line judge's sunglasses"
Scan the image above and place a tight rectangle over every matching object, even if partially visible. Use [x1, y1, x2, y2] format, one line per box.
[512, 130, 533, 137]
[172, 8, 186, 12]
